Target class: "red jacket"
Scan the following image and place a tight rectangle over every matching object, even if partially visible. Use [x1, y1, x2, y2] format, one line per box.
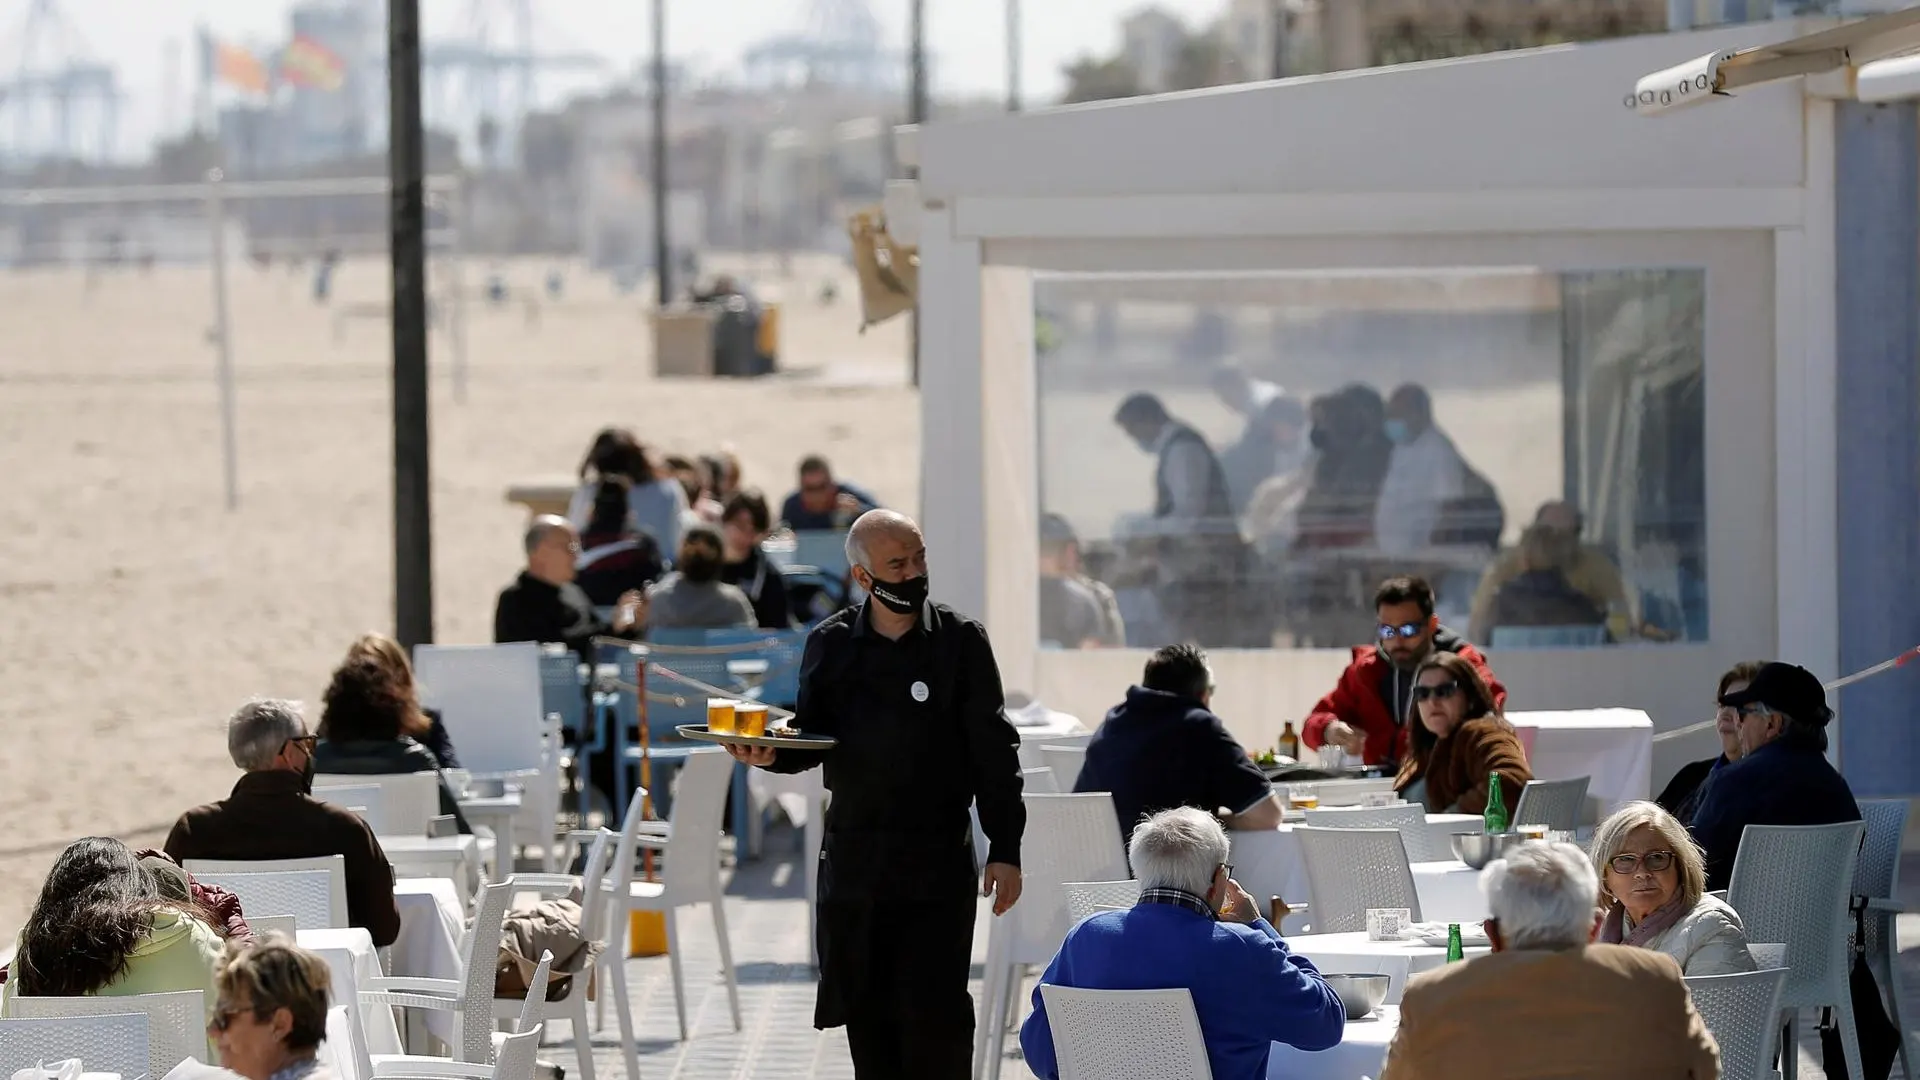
[1301, 632, 1506, 766]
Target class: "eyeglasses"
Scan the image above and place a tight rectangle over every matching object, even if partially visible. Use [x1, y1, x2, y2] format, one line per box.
[1735, 704, 1774, 720]
[1377, 622, 1426, 640]
[1411, 682, 1460, 702]
[208, 1001, 253, 1033]
[1218, 862, 1235, 879]
[1607, 850, 1676, 875]
[284, 734, 318, 753]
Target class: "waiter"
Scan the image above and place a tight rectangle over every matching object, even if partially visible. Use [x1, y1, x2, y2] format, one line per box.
[725, 509, 1025, 1078]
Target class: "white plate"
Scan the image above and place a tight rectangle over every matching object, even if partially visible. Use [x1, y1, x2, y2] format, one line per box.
[1407, 925, 1490, 948]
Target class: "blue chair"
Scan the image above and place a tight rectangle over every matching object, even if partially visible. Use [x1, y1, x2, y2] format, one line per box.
[538, 648, 586, 737]
[599, 642, 698, 821]
[791, 530, 851, 581]
[1489, 624, 1608, 649]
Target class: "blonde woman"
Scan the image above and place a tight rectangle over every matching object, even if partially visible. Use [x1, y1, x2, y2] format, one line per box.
[207, 934, 335, 1080]
[1589, 801, 1755, 976]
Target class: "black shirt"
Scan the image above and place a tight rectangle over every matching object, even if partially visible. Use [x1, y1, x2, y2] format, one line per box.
[720, 547, 795, 629]
[765, 599, 1025, 891]
[494, 570, 623, 661]
[1075, 686, 1272, 844]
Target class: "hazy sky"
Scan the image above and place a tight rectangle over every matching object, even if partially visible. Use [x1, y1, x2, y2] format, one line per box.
[48, 0, 1230, 156]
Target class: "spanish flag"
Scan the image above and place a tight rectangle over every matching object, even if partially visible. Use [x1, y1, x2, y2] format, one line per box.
[280, 33, 347, 92]
[198, 28, 271, 95]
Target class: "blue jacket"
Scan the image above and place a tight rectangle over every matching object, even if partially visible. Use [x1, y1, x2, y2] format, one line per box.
[1019, 903, 1345, 1080]
[1075, 687, 1273, 845]
[1689, 734, 1860, 891]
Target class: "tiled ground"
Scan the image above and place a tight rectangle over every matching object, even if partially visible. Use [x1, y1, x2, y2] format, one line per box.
[522, 821, 1920, 1080]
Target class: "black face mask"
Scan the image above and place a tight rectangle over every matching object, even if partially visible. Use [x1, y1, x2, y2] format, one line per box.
[299, 753, 316, 795]
[868, 573, 928, 615]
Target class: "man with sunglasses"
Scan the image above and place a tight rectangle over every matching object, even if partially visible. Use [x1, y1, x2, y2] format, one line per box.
[1301, 576, 1504, 768]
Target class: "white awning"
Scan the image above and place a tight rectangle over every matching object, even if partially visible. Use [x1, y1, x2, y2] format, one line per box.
[1628, 5, 1920, 115]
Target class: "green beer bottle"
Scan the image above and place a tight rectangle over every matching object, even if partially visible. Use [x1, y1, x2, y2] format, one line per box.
[1446, 923, 1465, 963]
[1482, 771, 1509, 834]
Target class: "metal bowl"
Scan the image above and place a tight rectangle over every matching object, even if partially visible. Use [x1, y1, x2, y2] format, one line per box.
[1323, 974, 1390, 1020]
[1452, 831, 1526, 870]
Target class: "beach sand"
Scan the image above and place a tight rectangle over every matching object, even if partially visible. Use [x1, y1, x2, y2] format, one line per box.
[0, 252, 914, 938]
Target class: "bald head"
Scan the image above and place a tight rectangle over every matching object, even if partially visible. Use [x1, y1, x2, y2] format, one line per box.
[525, 514, 580, 585]
[846, 509, 921, 572]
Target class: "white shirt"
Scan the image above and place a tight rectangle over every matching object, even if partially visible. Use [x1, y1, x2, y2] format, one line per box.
[1373, 425, 1465, 554]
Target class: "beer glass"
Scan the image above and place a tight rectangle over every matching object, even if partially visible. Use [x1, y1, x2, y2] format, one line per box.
[707, 698, 738, 735]
[736, 703, 769, 738]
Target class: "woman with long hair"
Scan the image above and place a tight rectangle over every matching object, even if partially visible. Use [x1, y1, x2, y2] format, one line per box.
[341, 632, 459, 769]
[1393, 650, 1532, 814]
[565, 427, 688, 554]
[314, 656, 472, 833]
[6, 837, 224, 1018]
[577, 475, 667, 606]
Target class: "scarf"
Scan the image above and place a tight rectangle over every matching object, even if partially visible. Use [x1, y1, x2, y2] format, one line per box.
[1598, 895, 1690, 948]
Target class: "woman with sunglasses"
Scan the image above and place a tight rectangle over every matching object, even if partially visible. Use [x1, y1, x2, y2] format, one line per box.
[1391, 651, 1531, 814]
[1589, 802, 1754, 976]
[208, 934, 337, 1080]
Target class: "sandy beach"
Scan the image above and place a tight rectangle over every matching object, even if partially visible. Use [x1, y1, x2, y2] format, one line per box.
[0, 252, 914, 939]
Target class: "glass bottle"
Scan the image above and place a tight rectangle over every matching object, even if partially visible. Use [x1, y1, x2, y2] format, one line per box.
[1482, 771, 1510, 834]
[1446, 923, 1465, 962]
[1277, 721, 1300, 762]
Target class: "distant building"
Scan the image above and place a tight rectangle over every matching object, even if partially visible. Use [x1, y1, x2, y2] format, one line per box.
[1121, 7, 1189, 94]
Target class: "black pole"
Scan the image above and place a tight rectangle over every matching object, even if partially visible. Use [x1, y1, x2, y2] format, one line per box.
[652, 0, 670, 308]
[389, 0, 433, 649]
[908, 0, 926, 387]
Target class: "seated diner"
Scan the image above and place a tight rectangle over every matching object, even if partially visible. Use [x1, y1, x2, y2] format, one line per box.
[1589, 801, 1754, 976]
[1392, 651, 1531, 814]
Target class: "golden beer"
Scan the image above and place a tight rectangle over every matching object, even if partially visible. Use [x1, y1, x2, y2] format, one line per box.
[707, 698, 738, 735]
[736, 703, 769, 738]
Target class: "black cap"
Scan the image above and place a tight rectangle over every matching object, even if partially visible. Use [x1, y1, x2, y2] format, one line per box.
[1719, 662, 1832, 726]
[1040, 512, 1077, 545]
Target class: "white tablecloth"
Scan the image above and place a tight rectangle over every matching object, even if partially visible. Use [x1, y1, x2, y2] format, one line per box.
[1012, 716, 1089, 770]
[1285, 932, 1491, 1005]
[1507, 709, 1653, 817]
[1409, 861, 1488, 924]
[381, 835, 483, 906]
[298, 926, 403, 1055]
[1229, 816, 1482, 931]
[1265, 1007, 1399, 1080]
[391, 877, 466, 1044]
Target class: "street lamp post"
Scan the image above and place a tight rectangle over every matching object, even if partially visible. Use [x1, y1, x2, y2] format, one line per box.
[389, 0, 433, 649]
[653, 0, 670, 308]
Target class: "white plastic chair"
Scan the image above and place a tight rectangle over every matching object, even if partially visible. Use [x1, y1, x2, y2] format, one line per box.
[1022, 766, 1057, 794]
[1511, 776, 1590, 831]
[1037, 986, 1214, 1080]
[493, 830, 637, 1080]
[1064, 880, 1141, 924]
[1852, 798, 1911, 1075]
[184, 856, 349, 931]
[1294, 826, 1422, 934]
[373, 952, 552, 1080]
[1039, 746, 1088, 793]
[247, 914, 299, 940]
[312, 783, 395, 834]
[606, 748, 742, 1042]
[1302, 803, 1438, 861]
[1727, 821, 1867, 1080]
[361, 880, 515, 1064]
[975, 792, 1128, 1080]
[322, 1003, 371, 1080]
[11, 990, 204, 1080]
[1686, 944, 1789, 1080]
[0, 1014, 150, 1078]
[369, 1029, 543, 1080]
[414, 642, 563, 868]
[318, 773, 442, 837]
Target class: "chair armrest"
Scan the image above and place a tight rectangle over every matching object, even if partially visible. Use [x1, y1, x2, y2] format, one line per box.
[512, 873, 580, 895]
[634, 836, 669, 851]
[1867, 897, 1905, 914]
[365, 976, 462, 996]
[372, 1067, 493, 1080]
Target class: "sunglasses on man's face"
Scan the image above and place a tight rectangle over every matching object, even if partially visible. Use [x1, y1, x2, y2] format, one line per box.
[1378, 622, 1426, 640]
[1411, 682, 1460, 703]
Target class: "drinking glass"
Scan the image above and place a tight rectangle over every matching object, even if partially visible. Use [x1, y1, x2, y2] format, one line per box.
[1287, 786, 1320, 810]
[736, 703, 769, 738]
[707, 698, 738, 735]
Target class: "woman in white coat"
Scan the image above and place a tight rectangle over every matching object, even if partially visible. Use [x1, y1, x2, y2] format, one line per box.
[1589, 801, 1756, 976]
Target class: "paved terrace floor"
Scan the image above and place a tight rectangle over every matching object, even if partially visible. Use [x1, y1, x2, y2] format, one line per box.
[522, 820, 1920, 1080]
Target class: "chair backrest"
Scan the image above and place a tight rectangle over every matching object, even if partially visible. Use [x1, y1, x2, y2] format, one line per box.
[492, 1024, 543, 1080]
[1038, 986, 1215, 1080]
[644, 628, 808, 722]
[1302, 803, 1435, 861]
[413, 642, 545, 774]
[572, 829, 618, 951]
[1512, 776, 1590, 831]
[1726, 821, 1865, 1009]
[11, 991, 203, 1080]
[661, 749, 734, 897]
[1064, 880, 1142, 924]
[1854, 799, 1909, 899]
[515, 951, 554, 1033]
[317, 773, 441, 837]
[247, 914, 299, 940]
[790, 529, 851, 580]
[1020, 794, 1130, 960]
[538, 644, 587, 736]
[1022, 766, 1058, 795]
[1489, 624, 1608, 648]
[183, 856, 348, 930]
[321, 1003, 371, 1080]
[1747, 941, 1786, 970]
[1685, 965, 1789, 1080]
[1294, 826, 1422, 933]
[0, 1014, 150, 1079]
[310, 783, 391, 834]
[1040, 746, 1089, 793]
[455, 881, 517, 1063]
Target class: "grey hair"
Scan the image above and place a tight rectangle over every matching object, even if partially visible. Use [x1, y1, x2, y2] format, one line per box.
[227, 698, 306, 772]
[844, 509, 918, 573]
[524, 514, 571, 556]
[1483, 841, 1599, 951]
[1589, 801, 1707, 910]
[1128, 806, 1229, 896]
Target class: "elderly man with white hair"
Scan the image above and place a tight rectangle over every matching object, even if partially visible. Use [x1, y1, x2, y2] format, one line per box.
[1019, 806, 1344, 1080]
[1380, 842, 1720, 1080]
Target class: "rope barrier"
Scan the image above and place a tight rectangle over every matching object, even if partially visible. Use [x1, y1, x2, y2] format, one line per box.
[1649, 644, 1920, 743]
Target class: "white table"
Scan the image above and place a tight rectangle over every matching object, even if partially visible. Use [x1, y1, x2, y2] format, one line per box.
[381, 834, 483, 906]
[457, 792, 522, 879]
[298, 926, 403, 1055]
[1285, 932, 1491, 1005]
[1013, 717, 1088, 771]
[1409, 861, 1488, 924]
[1265, 1007, 1399, 1080]
[391, 878, 466, 1045]
[1507, 709, 1654, 817]
[1229, 816, 1483, 930]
